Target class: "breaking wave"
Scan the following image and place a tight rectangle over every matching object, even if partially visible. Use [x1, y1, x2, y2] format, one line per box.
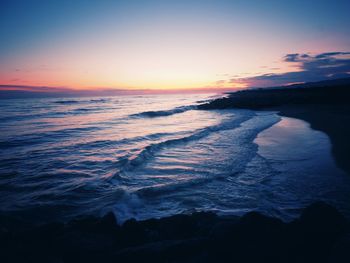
[131, 105, 197, 118]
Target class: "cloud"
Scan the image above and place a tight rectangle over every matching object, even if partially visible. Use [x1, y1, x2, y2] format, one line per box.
[314, 52, 350, 59]
[215, 80, 227, 85]
[283, 53, 301, 62]
[230, 51, 350, 88]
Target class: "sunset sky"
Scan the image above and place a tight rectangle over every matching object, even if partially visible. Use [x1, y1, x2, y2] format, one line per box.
[1, 0, 350, 92]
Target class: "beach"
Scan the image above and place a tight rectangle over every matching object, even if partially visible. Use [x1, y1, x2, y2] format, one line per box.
[199, 81, 350, 175]
[274, 105, 350, 175]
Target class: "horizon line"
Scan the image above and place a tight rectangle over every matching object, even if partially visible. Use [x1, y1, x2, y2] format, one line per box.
[0, 84, 242, 94]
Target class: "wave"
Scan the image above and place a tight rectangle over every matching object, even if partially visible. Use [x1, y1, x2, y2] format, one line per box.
[0, 126, 103, 149]
[0, 113, 46, 122]
[196, 94, 228, 104]
[54, 100, 80, 104]
[136, 176, 218, 198]
[89, 98, 109, 103]
[58, 132, 177, 152]
[72, 107, 98, 113]
[116, 112, 255, 174]
[54, 98, 109, 105]
[0, 108, 100, 122]
[131, 105, 196, 118]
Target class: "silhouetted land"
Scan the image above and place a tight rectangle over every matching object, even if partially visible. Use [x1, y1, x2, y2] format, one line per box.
[1, 202, 349, 262]
[199, 78, 350, 174]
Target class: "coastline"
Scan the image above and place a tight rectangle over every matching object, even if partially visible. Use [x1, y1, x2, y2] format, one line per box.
[273, 105, 350, 175]
[198, 84, 350, 175]
[254, 116, 350, 219]
[2, 83, 350, 262]
[255, 116, 345, 177]
[2, 104, 350, 263]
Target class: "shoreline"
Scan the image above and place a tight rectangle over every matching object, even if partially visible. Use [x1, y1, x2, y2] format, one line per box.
[2, 83, 350, 262]
[2, 112, 350, 263]
[198, 85, 350, 175]
[255, 116, 344, 176]
[272, 105, 350, 175]
[254, 116, 350, 219]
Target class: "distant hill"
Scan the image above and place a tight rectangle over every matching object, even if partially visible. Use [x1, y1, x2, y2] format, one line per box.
[200, 77, 350, 110]
[265, 77, 350, 90]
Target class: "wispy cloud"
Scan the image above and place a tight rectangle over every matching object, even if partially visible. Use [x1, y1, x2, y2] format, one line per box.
[229, 52, 350, 88]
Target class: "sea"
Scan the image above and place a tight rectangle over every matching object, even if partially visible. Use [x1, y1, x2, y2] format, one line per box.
[1, 93, 349, 223]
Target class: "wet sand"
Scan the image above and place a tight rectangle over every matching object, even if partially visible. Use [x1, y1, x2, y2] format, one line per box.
[274, 105, 350, 175]
[255, 116, 344, 176]
[255, 116, 350, 218]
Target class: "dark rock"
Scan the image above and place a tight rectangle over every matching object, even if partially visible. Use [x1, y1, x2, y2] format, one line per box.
[0, 203, 348, 263]
[299, 201, 347, 234]
[100, 212, 118, 228]
[122, 218, 147, 246]
[329, 233, 350, 262]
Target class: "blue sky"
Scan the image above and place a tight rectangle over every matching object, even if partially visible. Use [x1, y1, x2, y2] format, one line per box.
[1, 0, 349, 90]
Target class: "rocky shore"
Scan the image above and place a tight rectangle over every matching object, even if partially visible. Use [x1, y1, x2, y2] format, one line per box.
[1, 202, 349, 263]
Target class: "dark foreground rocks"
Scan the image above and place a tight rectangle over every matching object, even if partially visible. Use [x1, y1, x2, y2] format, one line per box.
[0, 202, 349, 263]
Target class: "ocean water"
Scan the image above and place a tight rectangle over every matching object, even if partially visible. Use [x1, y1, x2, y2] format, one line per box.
[0, 94, 349, 223]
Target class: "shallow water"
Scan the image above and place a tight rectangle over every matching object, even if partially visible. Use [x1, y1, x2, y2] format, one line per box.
[254, 117, 350, 219]
[0, 94, 349, 223]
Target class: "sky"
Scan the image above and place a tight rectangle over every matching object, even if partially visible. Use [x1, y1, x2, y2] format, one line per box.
[0, 0, 350, 92]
